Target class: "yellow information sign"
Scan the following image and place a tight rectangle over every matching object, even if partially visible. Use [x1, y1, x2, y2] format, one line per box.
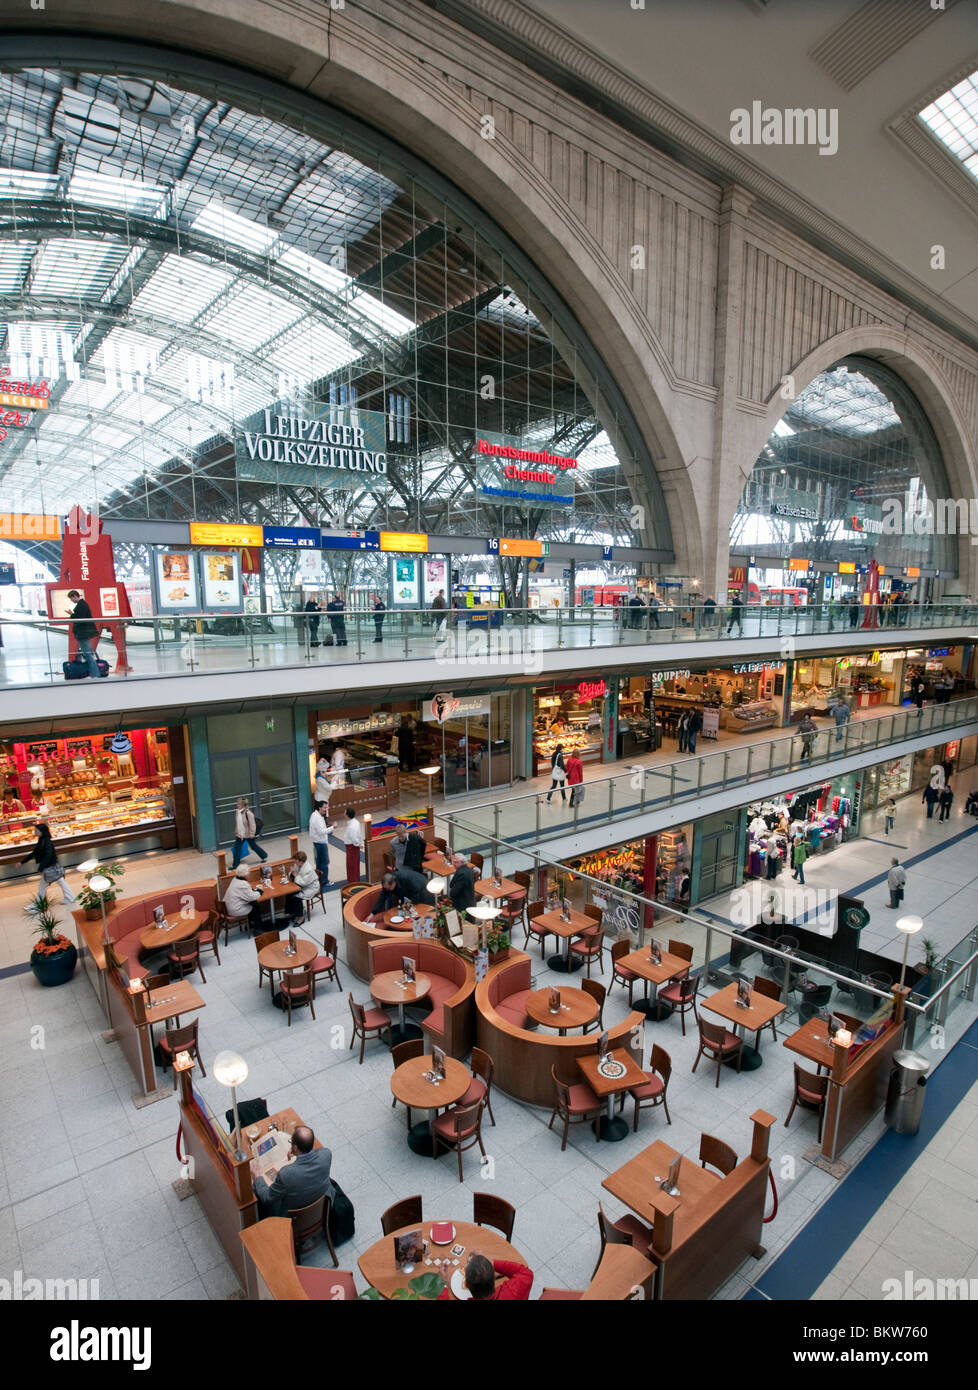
[379, 531, 428, 552]
[189, 522, 263, 547]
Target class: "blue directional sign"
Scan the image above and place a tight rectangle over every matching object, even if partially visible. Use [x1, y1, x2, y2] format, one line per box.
[602, 545, 613, 561]
[263, 526, 320, 549]
[321, 530, 381, 552]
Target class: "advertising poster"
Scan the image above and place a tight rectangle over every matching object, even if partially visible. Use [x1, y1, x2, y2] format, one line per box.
[422, 557, 447, 605]
[390, 555, 419, 606]
[201, 551, 243, 611]
[99, 587, 121, 618]
[154, 550, 199, 611]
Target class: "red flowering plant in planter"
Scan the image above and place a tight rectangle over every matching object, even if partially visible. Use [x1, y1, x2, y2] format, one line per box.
[25, 892, 78, 986]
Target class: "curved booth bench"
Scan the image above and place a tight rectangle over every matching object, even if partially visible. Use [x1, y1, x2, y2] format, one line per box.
[368, 939, 475, 1058]
[343, 884, 426, 982]
[72, 880, 218, 981]
[476, 953, 645, 1108]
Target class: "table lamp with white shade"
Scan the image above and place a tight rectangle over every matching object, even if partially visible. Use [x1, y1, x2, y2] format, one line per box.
[896, 914, 924, 988]
[419, 765, 440, 822]
[87, 873, 113, 945]
[426, 876, 446, 898]
[213, 1050, 250, 1160]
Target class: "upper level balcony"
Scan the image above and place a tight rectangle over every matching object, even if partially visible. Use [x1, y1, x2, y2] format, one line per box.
[1, 600, 976, 729]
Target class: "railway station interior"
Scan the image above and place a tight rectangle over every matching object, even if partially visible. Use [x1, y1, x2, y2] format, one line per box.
[1, 0, 978, 1325]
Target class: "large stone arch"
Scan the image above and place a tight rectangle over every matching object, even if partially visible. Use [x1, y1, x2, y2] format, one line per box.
[722, 325, 978, 593]
[0, 3, 706, 574]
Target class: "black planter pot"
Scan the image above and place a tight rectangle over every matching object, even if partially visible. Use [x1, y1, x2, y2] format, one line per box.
[30, 943, 78, 987]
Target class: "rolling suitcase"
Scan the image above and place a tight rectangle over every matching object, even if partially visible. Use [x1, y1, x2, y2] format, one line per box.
[63, 657, 109, 680]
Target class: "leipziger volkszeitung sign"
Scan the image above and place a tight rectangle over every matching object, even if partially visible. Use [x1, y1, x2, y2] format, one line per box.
[237, 403, 389, 490]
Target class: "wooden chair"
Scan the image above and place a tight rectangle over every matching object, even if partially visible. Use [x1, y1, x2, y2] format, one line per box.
[751, 974, 782, 1042]
[570, 928, 605, 978]
[692, 1016, 743, 1087]
[433, 837, 449, 856]
[341, 882, 369, 909]
[166, 935, 206, 984]
[699, 1132, 738, 1176]
[213, 900, 235, 946]
[578, 903, 603, 940]
[626, 1043, 672, 1132]
[659, 971, 700, 1036]
[302, 883, 327, 922]
[391, 1039, 425, 1126]
[310, 933, 342, 992]
[539, 1287, 584, 1300]
[592, 1202, 654, 1275]
[667, 940, 693, 967]
[381, 1195, 422, 1236]
[289, 1194, 337, 1266]
[610, 939, 637, 1005]
[524, 899, 552, 958]
[348, 993, 393, 1063]
[510, 871, 532, 932]
[255, 930, 280, 991]
[581, 978, 605, 1032]
[548, 1065, 601, 1150]
[469, 852, 484, 874]
[473, 1192, 515, 1242]
[196, 912, 221, 967]
[456, 1046, 496, 1125]
[281, 968, 315, 1026]
[785, 1063, 829, 1142]
[432, 1097, 487, 1182]
[159, 1019, 205, 1088]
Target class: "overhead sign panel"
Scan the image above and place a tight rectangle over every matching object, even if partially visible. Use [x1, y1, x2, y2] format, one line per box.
[262, 526, 320, 549]
[380, 531, 427, 553]
[475, 432, 576, 508]
[321, 531, 381, 552]
[189, 522, 263, 547]
[0, 512, 61, 540]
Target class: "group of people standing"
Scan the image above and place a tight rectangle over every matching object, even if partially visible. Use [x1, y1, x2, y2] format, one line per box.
[676, 707, 703, 755]
[546, 744, 586, 805]
[302, 592, 349, 646]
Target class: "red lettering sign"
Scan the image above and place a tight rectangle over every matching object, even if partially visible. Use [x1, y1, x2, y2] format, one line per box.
[477, 438, 578, 470]
[577, 679, 606, 702]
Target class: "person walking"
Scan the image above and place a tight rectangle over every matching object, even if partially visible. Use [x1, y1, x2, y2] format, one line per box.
[887, 858, 907, 908]
[791, 836, 807, 884]
[676, 710, 690, 754]
[342, 805, 363, 884]
[20, 822, 75, 903]
[373, 595, 385, 643]
[883, 797, 896, 836]
[232, 796, 268, 868]
[847, 593, 860, 629]
[66, 589, 107, 678]
[627, 593, 644, 630]
[686, 706, 703, 755]
[832, 699, 851, 743]
[546, 744, 567, 803]
[921, 782, 939, 820]
[912, 676, 925, 715]
[797, 714, 818, 762]
[430, 589, 448, 636]
[308, 800, 332, 886]
[702, 596, 716, 629]
[939, 783, 954, 822]
[304, 596, 322, 647]
[726, 591, 744, 635]
[566, 750, 585, 807]
[397, 718, 415, 774]
[326, 592, 347, 646]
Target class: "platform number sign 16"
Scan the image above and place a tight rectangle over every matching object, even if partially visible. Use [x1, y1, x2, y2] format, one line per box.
[487, 538, 500, 553]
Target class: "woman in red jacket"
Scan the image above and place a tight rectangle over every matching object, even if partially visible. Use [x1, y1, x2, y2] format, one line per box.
[565, 751, 585, 806]
[437, 1253, 533, 1300]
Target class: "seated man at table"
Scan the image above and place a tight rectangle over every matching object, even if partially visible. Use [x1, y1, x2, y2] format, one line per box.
[224, 864, 264, 932]
[403, 828, 427, 873]
[287, 851, 321, 923]
[395, 865, 436, 907]
[251, 1124, 334, 1217]
[448, 852, 477, 913]
[390, 826, 410, 872]
[437, 1252, 533, 1301]
[366, 871, 401, 923]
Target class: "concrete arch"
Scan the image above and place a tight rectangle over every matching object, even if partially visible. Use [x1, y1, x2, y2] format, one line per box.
[730, 325, 978, 590]
[0, 8, 705, 573]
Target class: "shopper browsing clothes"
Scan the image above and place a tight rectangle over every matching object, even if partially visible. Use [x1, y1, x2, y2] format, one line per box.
[546, 745, 567, 803]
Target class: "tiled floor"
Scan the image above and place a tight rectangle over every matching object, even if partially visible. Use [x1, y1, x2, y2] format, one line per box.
[1, 768, 976, 1299]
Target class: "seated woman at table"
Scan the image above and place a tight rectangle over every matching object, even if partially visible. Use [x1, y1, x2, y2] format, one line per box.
[396, 865, 436, 907]
[365, 872, 401, 923]
[224, 865, 264, 932]
[437, 1253, 533, 1301]
[287, 851, 321, 923]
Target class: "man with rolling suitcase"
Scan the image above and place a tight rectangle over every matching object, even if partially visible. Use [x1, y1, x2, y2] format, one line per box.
[66, 590, 108, 678]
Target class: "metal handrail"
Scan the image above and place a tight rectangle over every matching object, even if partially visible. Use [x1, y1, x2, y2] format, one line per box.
[906, 944, 978, 1016]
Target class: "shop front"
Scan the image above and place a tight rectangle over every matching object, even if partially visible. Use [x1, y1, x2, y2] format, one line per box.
[308, 706, 403, 818]
[649, 663, 783, 739]
[533, 679, 606, 775]
[0, 725, 191, 880]
[421, 691, 512, 796]
[742, 780, 852, 883]
[556, 827, 692, 929]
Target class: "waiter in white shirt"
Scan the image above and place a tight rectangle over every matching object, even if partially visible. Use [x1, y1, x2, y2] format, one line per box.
[342, 805, 364, 885]
[308, 800, 332, 886]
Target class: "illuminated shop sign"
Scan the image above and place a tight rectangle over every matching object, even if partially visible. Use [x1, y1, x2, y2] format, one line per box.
[476, 432, 576, 507]
[0, 374, 50, 409]
[731, 661, 784, 674]
[237, 404, 388, 488]
[577, 679, 606, 702]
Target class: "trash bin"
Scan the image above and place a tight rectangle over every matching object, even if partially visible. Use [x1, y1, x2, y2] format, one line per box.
[885, 1050, 930, 1135]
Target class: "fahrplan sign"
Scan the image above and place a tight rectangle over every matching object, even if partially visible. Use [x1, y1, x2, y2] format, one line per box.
[237, 402, 388, 490]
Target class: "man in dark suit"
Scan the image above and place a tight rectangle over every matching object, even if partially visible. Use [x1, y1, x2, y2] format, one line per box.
[403, 829, 426, 873]
[396, 865, 436, 906]
[66, 589, 107, 678]
[252, 1126, 334, 1217]
[448, 852, 477, 912]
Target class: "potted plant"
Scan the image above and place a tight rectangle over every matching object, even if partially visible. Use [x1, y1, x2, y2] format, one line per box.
[912, 938, 940, 998]
[76, 862, 125, 921]
[358, 1273, 444, 1300]
[26, 892, 77, 987]
[485, 923, 511, 964]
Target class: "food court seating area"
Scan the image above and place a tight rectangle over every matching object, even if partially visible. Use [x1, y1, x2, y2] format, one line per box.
[367, 939, 474, 1056]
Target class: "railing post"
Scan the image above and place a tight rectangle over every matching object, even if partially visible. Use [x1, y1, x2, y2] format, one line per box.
[696, 757, 704, 796]
[721, 751, 729, 788]
[640, 769, 648, 812]
[704, 925, 714, 983]
[965, 929, 978, 1002]
[247, 618, 257, 667]
[608, 777, 615, 821]
[589, 607, 595, 647]
[768, 739, 775, 777]
[535, 795, 542, 841]
[782, 952, 793, 1006]
[934, 959, 952, 1028]
[670, 766, 676, 801]
[493, 802, 500, 846]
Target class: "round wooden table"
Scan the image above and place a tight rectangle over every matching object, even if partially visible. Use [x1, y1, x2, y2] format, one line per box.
[370, 969, 432, 1046]
[257, 937, 317, 1007]
[524, 985, 599, 1035]
[381, 905, 434, 931]
[138, 908, 207, 954]
[389, 1053, 471, 1156]
[423, 854, 454, 878]
[358, 1221, 526, 1299]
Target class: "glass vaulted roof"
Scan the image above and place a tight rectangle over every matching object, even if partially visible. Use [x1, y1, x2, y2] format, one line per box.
[920, 69, 978, 184]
